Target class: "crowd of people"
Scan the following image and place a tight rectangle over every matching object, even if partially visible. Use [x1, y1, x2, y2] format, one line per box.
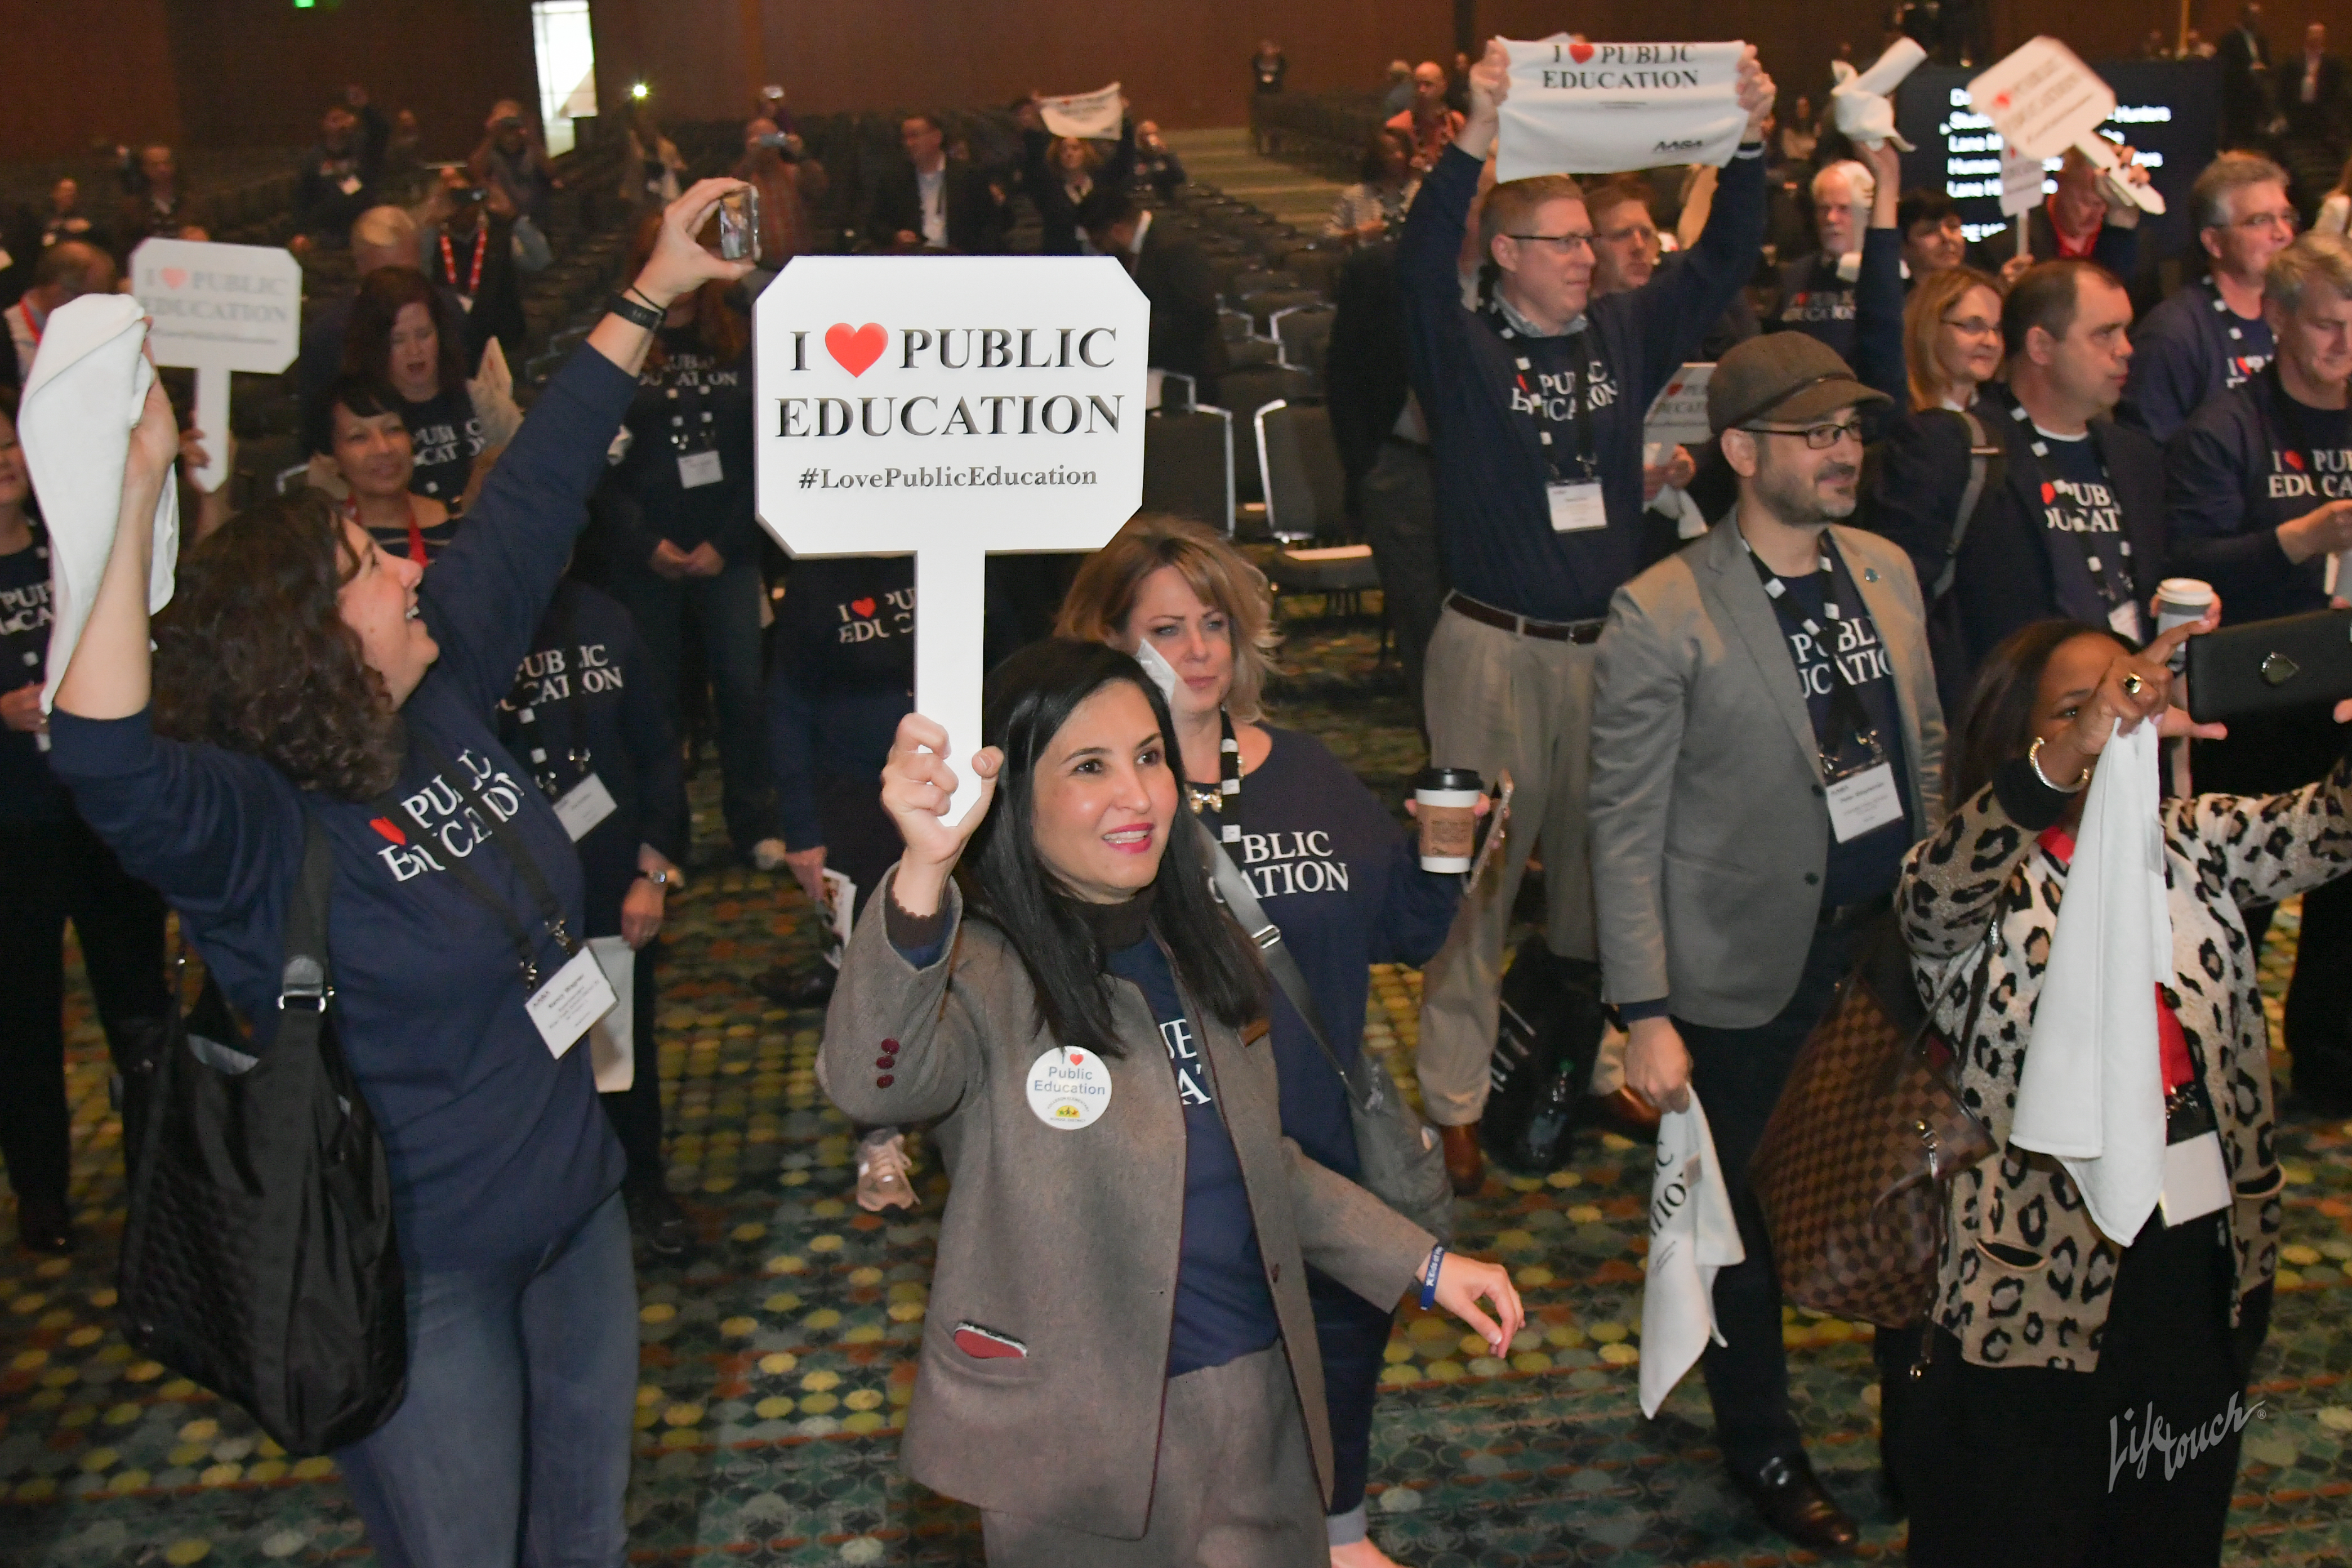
[5, 17, 2352, 1568]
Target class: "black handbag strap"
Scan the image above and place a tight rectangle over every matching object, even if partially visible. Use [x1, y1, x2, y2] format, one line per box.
[1193, 813, 1379, 1112]
[1929, 407, 2002, 602]
[277, 819, 338, 1031]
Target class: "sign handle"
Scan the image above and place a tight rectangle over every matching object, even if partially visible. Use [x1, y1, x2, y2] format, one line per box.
[190, 363, 231, 495]
[2017, 219, 2029, 261]
[914, 538, 991, 827]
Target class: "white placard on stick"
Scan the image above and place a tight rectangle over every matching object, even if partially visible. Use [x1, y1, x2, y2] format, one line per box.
[1039, 82, 1124, 141]
[128, 238, 302, 493]
[2000, 142, 2047, 217]
[755, 256, 1148, 822]
[1497, 39, 1750, 181]
[1968, 37, 2115, 163]
[1641, 363, 1716, 448]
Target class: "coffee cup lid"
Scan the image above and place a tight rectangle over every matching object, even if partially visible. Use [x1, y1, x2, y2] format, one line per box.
[1415, 767, 1483, 791]
[2155, 577, 2215, 604]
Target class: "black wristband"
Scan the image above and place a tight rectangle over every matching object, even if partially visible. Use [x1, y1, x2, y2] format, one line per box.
[605, 290, 663, 331]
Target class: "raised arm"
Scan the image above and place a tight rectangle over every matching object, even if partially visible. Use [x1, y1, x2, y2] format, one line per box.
[1851, 140, 1908, 403]
[51, 376, 178, 721]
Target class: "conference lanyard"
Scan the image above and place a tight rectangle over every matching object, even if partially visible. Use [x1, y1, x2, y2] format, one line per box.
[439, 229, 486, 300]
[505, 595, 587, 801]
[1495, 317, 1597, 484]
[376, 735, 577, 989]
[1182, 709, 1243, 845]
[346, 495, 426, 566]
[1741, 534, 1882, 778]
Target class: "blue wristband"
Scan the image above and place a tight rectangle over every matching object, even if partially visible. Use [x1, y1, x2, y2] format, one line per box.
[1419, 1245, 1446, 1310]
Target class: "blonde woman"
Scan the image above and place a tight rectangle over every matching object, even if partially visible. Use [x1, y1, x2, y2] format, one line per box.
[1901, 264, 2006, 412]
[1058, 515, 1477, 1568]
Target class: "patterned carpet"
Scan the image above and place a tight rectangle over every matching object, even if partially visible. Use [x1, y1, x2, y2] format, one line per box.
[6, 612, 2352, 1565]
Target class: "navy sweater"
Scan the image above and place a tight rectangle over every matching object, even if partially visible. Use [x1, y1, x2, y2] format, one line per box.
[496, 578, 685, 936]
[50, 348, 638, 1270]
[1222, 728, 1456, 1181]
[1766, 231, 1905, 402]
[1399, 141, 1766, 622]
[2121, 279, 2276, 443]
[2164, 367, 2351, 625]
[767, 557, 915, 850]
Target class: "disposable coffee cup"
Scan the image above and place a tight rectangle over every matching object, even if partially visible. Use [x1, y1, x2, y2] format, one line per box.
[2154, 577, 2215, 671]
[1415, 767, 1483, 873]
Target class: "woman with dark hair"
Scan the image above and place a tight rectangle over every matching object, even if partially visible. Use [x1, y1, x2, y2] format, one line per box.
[1022, 106, 1136, 257]
[822, 638, 1522, 1566]
[321, 372, 453, 562]
[45, 180, 752, 1554]
[1884, 611, 2352, 1565]
[1324, 127, 1420, 246]
[0, 389, 170, 1255]
[341, 265, 493, 514]
[1057, 516, 1471, 1568]
[598, 211, 781, 868]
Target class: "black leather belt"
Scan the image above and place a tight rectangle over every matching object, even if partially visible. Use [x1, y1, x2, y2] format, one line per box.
[1818, 892, 1891, 932]
[1445, 591, 1605, 644]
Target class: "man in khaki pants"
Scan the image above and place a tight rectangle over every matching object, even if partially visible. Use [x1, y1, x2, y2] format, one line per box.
[1396, 40, 1775, 1188]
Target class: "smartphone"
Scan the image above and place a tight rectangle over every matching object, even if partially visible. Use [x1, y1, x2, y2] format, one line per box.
[718, 185, 762, 263]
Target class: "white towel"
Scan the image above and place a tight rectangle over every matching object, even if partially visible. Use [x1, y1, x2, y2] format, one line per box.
[1640, 1091, 1745, 1418]
[19, 295, 178, 712]
[2008, 719, 2172, 1241]
[1830, 38, 1926, 152]
[1498, 39, 1751, 182]
[1039, 83, 1124, 141]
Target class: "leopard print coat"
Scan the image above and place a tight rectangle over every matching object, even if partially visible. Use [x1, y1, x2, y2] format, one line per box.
[1897, 761, 2352, 1370]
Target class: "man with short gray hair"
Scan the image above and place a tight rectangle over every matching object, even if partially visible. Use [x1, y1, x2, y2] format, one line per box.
[2122, 152, 2297, 440]
[2163, 229, 2352, 1106]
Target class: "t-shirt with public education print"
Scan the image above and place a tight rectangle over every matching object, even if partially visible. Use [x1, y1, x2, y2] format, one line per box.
[1103, 929, 1279, 1377]
[1768, 548, 1914, 906]
[2029, 426, 2144, 638]
[2166, 369, 2352, 623]
[0, 534, 69, 821]
[402, 385, 486, 514]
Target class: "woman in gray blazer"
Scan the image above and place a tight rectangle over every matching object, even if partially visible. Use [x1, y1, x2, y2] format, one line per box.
[822, 639, 1521, 1567]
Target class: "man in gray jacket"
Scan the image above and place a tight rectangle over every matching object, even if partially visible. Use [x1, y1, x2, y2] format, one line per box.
[1590, 333, 1946, 1553]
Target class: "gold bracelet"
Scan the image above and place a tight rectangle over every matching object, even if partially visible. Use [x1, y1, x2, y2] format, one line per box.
[2028, 735, 2091, 794]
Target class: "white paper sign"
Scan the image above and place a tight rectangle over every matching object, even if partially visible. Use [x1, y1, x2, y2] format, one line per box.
[1641, 363, 1714, 448]
[1497, 39, 1750, 182]
[1040, 82, 1124, 141]
[1640, 1093, 1745, 1418]
[1968, 38, 2115, 163]
[129, 238, 302, 494]
[585, 934, 636, 1092]
[2000, 142, 2047, 217]
[755, 257, 1149, 822]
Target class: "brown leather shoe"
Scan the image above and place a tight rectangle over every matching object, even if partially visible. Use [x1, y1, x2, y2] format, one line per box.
[1736, 1453, 1860, 1556]
[1439, 1122, 1484, 1196]
[1585, 1085, 1662, 1138]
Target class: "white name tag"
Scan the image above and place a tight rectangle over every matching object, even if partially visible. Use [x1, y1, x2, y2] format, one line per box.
[338, 175, 363, 196]
[1824, 761, 1904, 843]
[525, 945, 620, 1059]
[2108, 599, 2146, 643]
[1547, 479, 1607, 533]
[2161, 1129, 2231, 1226]
[678, 450, 724, 489]
[1027, 1045, 1113, 1129]
[552, 772, 618, 841]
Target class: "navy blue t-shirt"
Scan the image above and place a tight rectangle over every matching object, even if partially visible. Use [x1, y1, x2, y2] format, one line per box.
[767, 557, 916, 849]
[403, 385, 487, 515]
[1770, 552, 1913, 906]
[2028, 426, 2143, 633]
[1103, 932, 1279, 1377]
[2166, 369, 2352, 625]
[2122, 280, 2275, 443]
[0, 533, 70, 822]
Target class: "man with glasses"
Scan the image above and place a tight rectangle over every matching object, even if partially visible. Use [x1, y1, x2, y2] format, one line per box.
[1592, 332, 1940, 1554]
[1397, 38, 1772, 1195]
[1868, 259, 2168, 712]
[1769, 148, 1908, 398]
[2122, 153, 2297, 441]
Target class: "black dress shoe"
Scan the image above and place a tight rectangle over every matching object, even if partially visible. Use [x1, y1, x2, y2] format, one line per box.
[1735, 1452, 1860, 1555]
[626, 1184, 695, 1260]
[16, 1196, 74, 1255]
[752, 964, 836, 1008]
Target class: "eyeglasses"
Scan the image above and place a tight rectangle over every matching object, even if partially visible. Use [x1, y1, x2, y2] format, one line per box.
[2230, 208, 2300, 233]
[1744, 417, 1868, 449]
[1505, 231, 1595, 253]
[1940, 315, 2001, 338]
[1597, 222, 1658, 247]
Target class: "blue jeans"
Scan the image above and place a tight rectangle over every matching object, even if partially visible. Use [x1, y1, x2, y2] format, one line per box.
[611, 561, 777, 857]
[336, 1190, 636, 1566]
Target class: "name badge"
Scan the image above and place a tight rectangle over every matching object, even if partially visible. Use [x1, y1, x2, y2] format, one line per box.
[1824, 761, 1903, 843]
[524, 945, 620, 1059]
[1547, 479, 1607, 533]
[2108, 599, 2146, 643]
[1026, 1045, 1112, 1129]
[2160, 1129, 2231, 1226]
[456, 293, 476, 314]
[337, 175, 363, 197]
[678, 451, 724, 489]
[553, 772, 618, 841]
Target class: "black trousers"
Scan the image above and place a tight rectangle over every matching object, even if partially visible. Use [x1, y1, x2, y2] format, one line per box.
[1679, 921, 1859, 1476]
[599, 939, 665, 1188]
[2193, 709, 2352, 1100]
[1878, 1213, 2271, 1568]
[814, 768, 905, 926]
[1307, 1268, 1395, 1520]
[0, 816, 170, 1205]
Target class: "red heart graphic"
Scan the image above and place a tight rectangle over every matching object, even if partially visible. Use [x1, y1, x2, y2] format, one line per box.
[2285, 450, 2306, 471]
[1069, 1052, 1083, 1065]
[1569, 41, 1596, 63]
[1666, 381, 1682, 396]
[850, 597, 877, 617]
[1993, 92, 2011, 110]
[368, 816, 407, 845]
[159, 266, 189, 289]
[2041, 482, 2057, 505]
[825, 322, 887, 377]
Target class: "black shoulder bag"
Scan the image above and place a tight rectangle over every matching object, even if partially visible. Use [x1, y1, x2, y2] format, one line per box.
[118, 819, 407, 1455]
[1929, 407, 2004, 601]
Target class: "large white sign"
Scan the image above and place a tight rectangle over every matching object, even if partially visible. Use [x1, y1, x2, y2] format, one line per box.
[128, 238, 302, 493]
[755, 256, 1148, 819]
[1641, 363, 1714, 448]
[1496, 39, 1749, 182]
[1040, 82, 1124, 141]
[1969, 37, 2114, 163]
